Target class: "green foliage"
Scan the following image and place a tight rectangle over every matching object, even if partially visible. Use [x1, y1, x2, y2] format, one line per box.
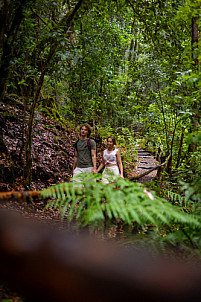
[41, 174, 201, 232]
[166, 190, 188, 207]
[180, 176, 201, 211]
[115, 127, 138, 173]
[178, 132, 201, 206]
[3, 0, 200, 188]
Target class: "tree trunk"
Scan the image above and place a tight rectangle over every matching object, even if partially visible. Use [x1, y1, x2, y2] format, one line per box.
[23, 0, 86, 185]
[23, 51, 56, 186]
[188, 16, 199, 156]
[176, 127, 185, 169]
[192, 17, 199, 71]
[0, 0, 34, 102]
[0, 136, 8, 155]
[156, 80, 169, 153]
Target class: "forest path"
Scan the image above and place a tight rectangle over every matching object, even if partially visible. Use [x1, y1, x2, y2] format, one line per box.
[130, 146, 159, 184]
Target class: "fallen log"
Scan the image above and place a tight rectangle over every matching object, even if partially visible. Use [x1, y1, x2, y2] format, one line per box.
[0, 209, 201, 302]
[128, 154, 171, 181]
[0, 185, 83, 202]
[0, 190, 41, 202]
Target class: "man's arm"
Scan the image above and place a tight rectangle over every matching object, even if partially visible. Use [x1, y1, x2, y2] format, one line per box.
[72, 150, 78, 173]
[91, 149, 97, 173]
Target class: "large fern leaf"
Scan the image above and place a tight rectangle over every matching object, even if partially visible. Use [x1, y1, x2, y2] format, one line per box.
[41, 174, 201, 230]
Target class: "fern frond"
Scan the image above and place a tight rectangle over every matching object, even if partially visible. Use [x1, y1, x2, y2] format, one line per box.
[41, 174, 201, 231]
[167, 190, 188, 206]
[126, 204, 142, 224]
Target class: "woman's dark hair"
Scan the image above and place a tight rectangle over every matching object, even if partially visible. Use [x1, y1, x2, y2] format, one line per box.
[80, 123, 92, 137]
[107, 136, 116, 145]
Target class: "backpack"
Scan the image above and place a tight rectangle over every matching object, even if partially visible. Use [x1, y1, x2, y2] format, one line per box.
[74, 138, 91, 152]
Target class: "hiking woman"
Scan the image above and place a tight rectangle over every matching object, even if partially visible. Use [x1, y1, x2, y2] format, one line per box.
[97, 136, 123, 183]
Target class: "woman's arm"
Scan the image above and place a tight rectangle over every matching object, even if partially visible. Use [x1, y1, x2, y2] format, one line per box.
[97, 152, 105, 173]
[116, 150, 124, 178]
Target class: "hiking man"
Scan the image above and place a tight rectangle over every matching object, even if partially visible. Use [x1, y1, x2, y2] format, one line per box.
[72, 123, 97, 181]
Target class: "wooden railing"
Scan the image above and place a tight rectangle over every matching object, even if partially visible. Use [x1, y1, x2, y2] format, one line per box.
[0, 209, 201, 302]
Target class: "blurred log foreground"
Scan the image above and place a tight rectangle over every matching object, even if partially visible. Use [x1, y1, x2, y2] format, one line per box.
[0, 210, 201, 302]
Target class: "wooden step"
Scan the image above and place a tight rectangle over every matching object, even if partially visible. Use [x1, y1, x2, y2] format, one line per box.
[138, 166, 156, 169]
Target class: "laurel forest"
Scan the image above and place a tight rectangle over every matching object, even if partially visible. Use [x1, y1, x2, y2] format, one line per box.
[0, 0, 201, 255]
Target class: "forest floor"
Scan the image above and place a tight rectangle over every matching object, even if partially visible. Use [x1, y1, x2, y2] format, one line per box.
[0, 97, 158, 189]
[0, 99, 160, 301]
[0, 97, 160, 234]
[0, 98, 158, 223]
[0, 99, 77, 192]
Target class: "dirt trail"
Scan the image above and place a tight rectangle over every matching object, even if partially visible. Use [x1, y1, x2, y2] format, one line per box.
[132, 146, 159, 184]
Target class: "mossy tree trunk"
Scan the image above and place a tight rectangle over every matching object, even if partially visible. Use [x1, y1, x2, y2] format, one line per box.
[0, 0, 33, 102]
[187, 16, 199, 158]
[23, 0, 86, 186]
[23, 46, 57, 186]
